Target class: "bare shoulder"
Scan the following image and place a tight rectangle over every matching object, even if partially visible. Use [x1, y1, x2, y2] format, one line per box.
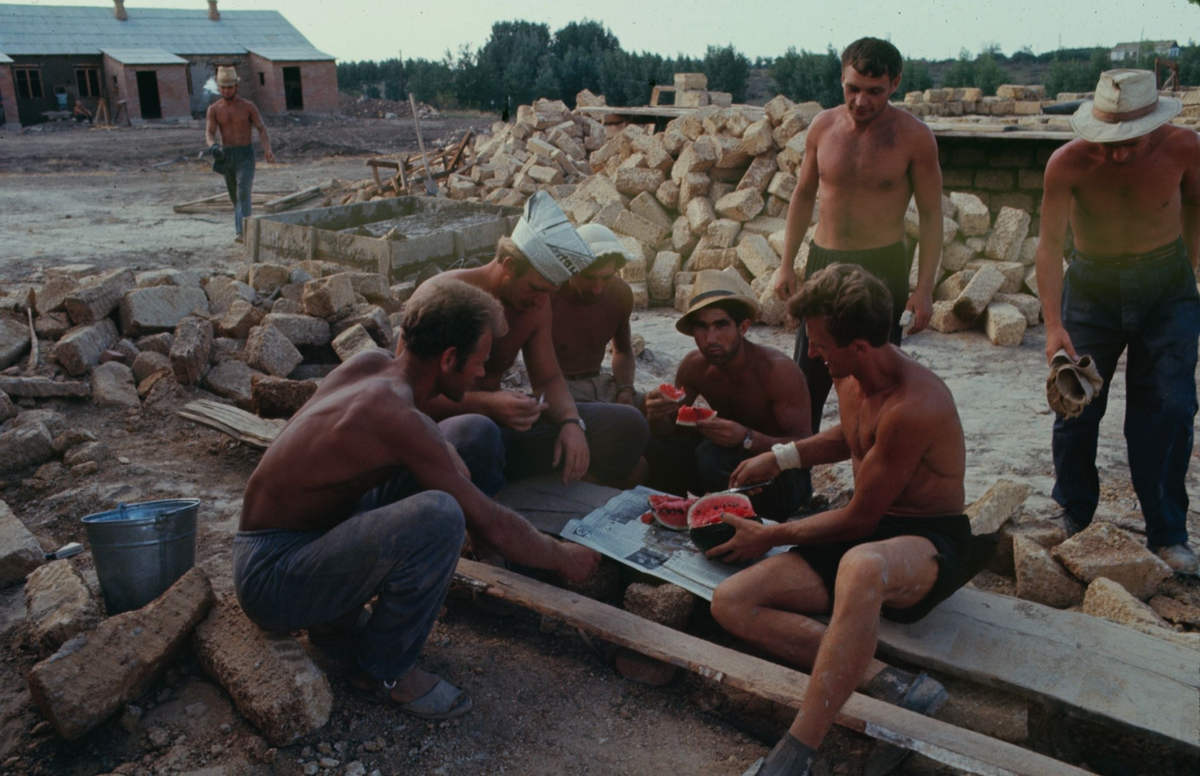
[896, 354, 957, 421]
[1161, 125, 1200, 158]
[677, 350, 707, 383]
[891, 108, 937, 149]
[808, 108, 840, 139]
[612, 276, 633, 309]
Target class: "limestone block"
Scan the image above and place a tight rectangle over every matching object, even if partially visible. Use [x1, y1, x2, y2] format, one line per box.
[136, 332, 173, 355]
[202, 361, 259, 410]
[34, 312, 71, 341]
[993, 293, 1041, 326]
[713, 134, 751, 169]
[618, 253, 647, 284]
[624, 583, 694, 629]
[170, 316, 213, 386]
[984, 207, 1031, 262]
[706, 219, 742, 249]
[676, 90, 709, 108]
[950, 192, 991, 236]
[302, 275, 355, 320]
[741, 216, 787, 239]
[737, 233, 781, 280]
[628, 282, 649, 310]
[741, 120, 774, 156]
[0, 391, 14, 424]
[131, 351, 171, 384]
[983, 302, 1027, 346]
[764, 94, 795, 126]
[767, 171, 797, 201]
[674, 73, 707, 91]
[1024, 265, 1040, 298]
[252, 376, 318, 418]
[331, 304, 392, 348]
[332, 324, 377, 362]
[1018, 236, 1039, 266]
[672, 216, 699, 255]
[928, 301, 973, 334]
[27, 569, 214, 740]
[54, 319, 119, 376]
[35, 276, 79, 316]
[737, 153, 778, 195]
[967, 259, 1027, 294]
[345, 272, 392, 304]
[64, 269, 135, 325]
[686, 198, 717, 236]
[118, 286, 209, 336]
[613, 210, 669, 247]
[952, 266, 1005, 321]
[649, 252, 681, 301]
[0, 499, 43, 586]
[965, 479, 1031, 535]
[629, 192, 673, 231]
[670, 137, 720, 184]
[991, 520, 1069, 575]
[675, 284, 694, 313]
[193, 595, 332, 746]
[217, 299, 265, 340]
[941, 240, 977, 272]
[0, 318, 29, 369]
[1014, 535, 1084, 608]
[574, 175, 627, 207]
[614, 167, 664, 196]
[91, 362, 139, 408]
[63, 440, 104, 467]
[685, 249, 739, 272]
[204, 276, 256, 317]
[245, 326, 303, 378]
[655, 180, 680, 210]
[715, 189, 765, 222]
[1051, 523, 1173, 600]
[25, 561, 101, 655]
[248, 264, 290, 295]
[1082, 577, 1169, 630]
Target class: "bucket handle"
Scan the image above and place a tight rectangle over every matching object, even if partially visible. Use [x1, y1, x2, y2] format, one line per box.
[116, 501, 194, 528]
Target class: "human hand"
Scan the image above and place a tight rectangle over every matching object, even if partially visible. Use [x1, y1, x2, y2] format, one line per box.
[445, 440, 471, 480]
[904, 290, 933, 334]
[552, 422, 590, 483]
[1044, 324, 1077, 365]
[696, 417, 747, 448]
[557, 542, 601, 583]
[705, 514, 773, 563]
[731, 452, 782, 488]
[644, 388, 679, 422]
[264, 149, 276, 163]
[488, 391, 547, 431]
[615, 386, 637, 406]
[773, 264, 798, 301]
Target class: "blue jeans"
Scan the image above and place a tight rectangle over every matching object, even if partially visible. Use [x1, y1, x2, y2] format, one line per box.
[231, 415, 503, 680]
[222, 144, 255, 236]
[1052, 240, 1199, 550]
[492, 402, 649, 486]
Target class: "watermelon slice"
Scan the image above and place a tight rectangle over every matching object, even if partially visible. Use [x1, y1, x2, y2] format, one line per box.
[676, 405, 717, 427]
[657, 383, 686, 402]
[688, 493, 760, 551]
[648, 494, 697, 531]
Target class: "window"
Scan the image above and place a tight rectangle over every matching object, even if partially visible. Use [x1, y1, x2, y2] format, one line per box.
[76, 67, 101, 97]
[15, 69, 43, 100]
[185, 67, 193, 95]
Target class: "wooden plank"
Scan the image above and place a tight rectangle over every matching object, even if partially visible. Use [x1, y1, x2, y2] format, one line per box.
[455, 558, 1091, 776]
[172, 192, 228, 213]
[495, 476, 618, 534]
[877, 587, 1200, 751]
[177, 399, 283, 449]
[262, 186, 322, 213]
[0, 377, 90, 398]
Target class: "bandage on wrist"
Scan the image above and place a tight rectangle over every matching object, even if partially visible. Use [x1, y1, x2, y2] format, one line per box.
[772, 442, 802, 471]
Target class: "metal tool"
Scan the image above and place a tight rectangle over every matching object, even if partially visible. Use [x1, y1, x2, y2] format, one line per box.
[45, 542, 84, 561]
[720, 479, 774, 495]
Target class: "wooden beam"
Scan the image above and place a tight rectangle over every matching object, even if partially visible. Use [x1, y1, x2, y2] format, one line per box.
[172, 192, 229, 213]
[176, 400, 282, 449]
[455, 558, 1091, 776]
[262, 186, 322, 213]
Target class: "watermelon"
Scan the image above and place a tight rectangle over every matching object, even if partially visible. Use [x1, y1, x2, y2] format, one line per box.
[648, 493, 697, 531]
[657, 383, 686, 402]
[676, 405, 717, 426]
[687, 493, 760, 551]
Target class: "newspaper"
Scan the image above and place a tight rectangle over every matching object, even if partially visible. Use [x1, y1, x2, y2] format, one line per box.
[560, 486, 790, 600]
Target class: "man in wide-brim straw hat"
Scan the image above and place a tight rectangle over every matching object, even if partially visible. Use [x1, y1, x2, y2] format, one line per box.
[642, 270, 814, 521]
[205, 65, 274, 243]
[1035, 69, 1200, 574]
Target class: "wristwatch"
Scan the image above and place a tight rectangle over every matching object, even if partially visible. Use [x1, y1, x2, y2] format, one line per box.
[742, 427, 754, 450]
[562, 417, 587, 432]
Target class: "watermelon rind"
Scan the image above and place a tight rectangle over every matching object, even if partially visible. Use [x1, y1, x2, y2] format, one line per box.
[688, 493, 759, 551]
[658, 383, 686, 403]
[676, 405, 717, 427]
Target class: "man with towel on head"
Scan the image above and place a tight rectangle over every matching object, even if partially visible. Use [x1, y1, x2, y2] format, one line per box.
[408, 192, 650, 492]
[1036, 69, 1200, 574]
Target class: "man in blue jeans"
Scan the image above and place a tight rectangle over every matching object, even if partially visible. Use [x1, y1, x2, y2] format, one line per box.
[1036, 69, 1200, 574]
[234, 278, 600, 719]
[205, 66, 273, 243]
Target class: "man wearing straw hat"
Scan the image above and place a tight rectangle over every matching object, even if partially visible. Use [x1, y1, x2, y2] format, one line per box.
[205, 65, 274, 243]
[1035, 69, 1200, 574]
[642, 270, 812, 520]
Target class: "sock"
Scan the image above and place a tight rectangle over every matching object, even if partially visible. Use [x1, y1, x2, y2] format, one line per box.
[757, 733, 815, 776]
[864, 666, 916, 705]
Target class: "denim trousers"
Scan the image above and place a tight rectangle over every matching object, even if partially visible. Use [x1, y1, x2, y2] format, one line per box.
[793, 242, 909, 432]
[1052, 240, 1199, 550]
[645, 433, 812, 521]
[231, 415, 502, 680]
[495, 401, 650, 486]
[222, 145, 255, 236]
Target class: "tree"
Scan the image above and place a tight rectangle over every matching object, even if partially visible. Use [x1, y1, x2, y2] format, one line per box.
[974, 51, 1009, 96]
[943, 49, 976, 89]
[703, 44, 751, 103]
[771, 47, 842, 107]
[552, 20, 620, 106]
[898, 59, 932, 95]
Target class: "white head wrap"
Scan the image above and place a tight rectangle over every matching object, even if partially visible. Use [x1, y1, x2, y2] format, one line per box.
[510, 191, 595, 286]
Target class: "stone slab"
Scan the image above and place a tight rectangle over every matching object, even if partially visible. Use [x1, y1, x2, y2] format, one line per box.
[25, 561, 102, 656]
[0, 499, 43, 587]
[119, 287, 210, 336]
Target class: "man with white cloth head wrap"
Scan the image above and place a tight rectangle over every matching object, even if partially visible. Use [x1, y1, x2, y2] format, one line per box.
[399, 193, 650, 523]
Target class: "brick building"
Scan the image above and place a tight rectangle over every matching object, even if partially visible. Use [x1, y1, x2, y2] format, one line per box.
[0, 0, 338, 127]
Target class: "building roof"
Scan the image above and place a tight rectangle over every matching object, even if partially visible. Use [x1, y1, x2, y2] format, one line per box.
[246, 46, 334, 62]
[0, 52, 11, 64]
[102, 47, 188, 65]
[0, 4, 333, 60]
[1112, 40, 1179, 51]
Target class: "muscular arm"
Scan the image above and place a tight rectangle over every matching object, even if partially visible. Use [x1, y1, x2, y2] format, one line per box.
[524, 309, 578, 424]
[1035, 148, 1076, 361]
[774, 123, 821, 299]
[205, 105, 219, 147]
[249, 102, 274, 162]
[907, 125, 944, 333]
[610, 285, 637, 398]
[1181, 134, 1200, 270]
[745, 360, 812, 453]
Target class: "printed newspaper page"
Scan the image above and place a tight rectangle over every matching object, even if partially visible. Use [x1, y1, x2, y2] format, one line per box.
[560, 486, 790, 600]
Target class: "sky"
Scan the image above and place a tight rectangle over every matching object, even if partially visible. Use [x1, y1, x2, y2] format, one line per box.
[16, 0, 1198, 63]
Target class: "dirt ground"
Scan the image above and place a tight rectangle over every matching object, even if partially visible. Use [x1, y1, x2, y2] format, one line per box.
[0, 114, 1196, 776]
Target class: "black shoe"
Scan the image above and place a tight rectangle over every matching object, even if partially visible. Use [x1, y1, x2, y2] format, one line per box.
[862, 673, 948, 776]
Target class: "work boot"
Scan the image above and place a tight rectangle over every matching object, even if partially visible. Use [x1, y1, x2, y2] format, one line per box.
[1157, 544, 1199, 576]
[862, 670, 948, 776]
[1049, 512, 1085, 538]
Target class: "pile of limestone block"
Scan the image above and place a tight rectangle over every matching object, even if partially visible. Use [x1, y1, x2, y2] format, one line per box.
[900, 84, 1048, 118]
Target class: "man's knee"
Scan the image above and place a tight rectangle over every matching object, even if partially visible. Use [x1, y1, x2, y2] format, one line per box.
[834, 546, 888, 604]
[711, 576, 760, 634]
[441, 414, 505, 495]
[400, 490, 466, 552]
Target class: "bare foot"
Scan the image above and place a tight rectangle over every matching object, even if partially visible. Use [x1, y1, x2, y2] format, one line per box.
[385, 667, 440, 704]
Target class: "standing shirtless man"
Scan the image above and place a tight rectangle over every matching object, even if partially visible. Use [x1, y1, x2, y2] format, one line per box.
[774, 38, 943, 432]
[205, 66, 273, 243]
[551, 224, 640, 406]
[235, 279, 598, 719]
[1036, 69, 1200, 574]
[715, 264, 978, 776]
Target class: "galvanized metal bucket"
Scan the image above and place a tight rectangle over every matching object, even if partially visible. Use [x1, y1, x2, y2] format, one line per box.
[81, 499, 200, 615]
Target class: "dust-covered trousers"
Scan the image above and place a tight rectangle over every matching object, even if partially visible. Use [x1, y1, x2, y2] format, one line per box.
[221, 144, 255, 237]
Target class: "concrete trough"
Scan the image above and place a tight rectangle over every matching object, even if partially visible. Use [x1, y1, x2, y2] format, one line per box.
[247, 197, 521, 280]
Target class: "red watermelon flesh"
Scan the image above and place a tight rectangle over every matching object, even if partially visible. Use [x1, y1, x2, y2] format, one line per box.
[658, 383, 686, 402]
[648, 494, 697, 531]
[676, 405, 717, 426]
[687, 493, 756, 528]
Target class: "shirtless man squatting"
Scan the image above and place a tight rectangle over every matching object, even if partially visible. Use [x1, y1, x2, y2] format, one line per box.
[234, 279, 599, 718]
[205, 65, 274, 243]
[711, 264, 982, 776]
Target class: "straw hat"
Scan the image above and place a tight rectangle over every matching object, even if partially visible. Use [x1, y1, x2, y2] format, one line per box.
[576, 223, 632, 267]
[1070, 69, 1180, 143]
[676, 270, 760, 335]
[216, 66, 239, 87]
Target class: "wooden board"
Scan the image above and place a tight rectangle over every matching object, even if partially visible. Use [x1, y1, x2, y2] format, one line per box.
[455, 558, 1091, 776]
[0, 377, 89, 398]
[877, 587, 1200, 750]
[177, 400, 283, 449]
[495, 476, 618, 534]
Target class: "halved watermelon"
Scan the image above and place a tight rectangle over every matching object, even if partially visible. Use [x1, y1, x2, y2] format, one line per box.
[676, 405, 717, 427]
[648, 493, 697, 531]
[687, 493, 760, 551]
[657, 383, 686, 402]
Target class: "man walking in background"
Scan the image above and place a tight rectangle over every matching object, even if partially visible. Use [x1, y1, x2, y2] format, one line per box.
[206, 65, 274, 243]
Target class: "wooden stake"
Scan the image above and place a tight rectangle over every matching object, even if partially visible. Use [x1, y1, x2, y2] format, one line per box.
[408, 93, 438, 196]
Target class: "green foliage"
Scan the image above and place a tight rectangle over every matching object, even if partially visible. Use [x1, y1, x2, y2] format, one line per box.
[897, 59, 933, 96]
[703, 45, 751, 102]
[770, 47, 843, 107]
[974, 52, 1009, 96]
[1044, 48, 1109, 97]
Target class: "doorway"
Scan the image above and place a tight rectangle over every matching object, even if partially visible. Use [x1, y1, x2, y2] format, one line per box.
[135, 71, 161, 119]
[283, 67, 303, 110]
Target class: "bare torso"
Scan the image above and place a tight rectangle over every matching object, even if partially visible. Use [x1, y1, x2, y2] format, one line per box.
[207, 95, 260, 147]
[812, 106, 926, 250]
[1057, 127, 1196, 255]
[551, 279, 631, 377]
[837, 350, 965, 517]
[677, 342, 807, 436]
[441, 267, 542, 389]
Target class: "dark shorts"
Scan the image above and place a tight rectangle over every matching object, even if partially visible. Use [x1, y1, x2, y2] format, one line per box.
[789, 514, 974, 625]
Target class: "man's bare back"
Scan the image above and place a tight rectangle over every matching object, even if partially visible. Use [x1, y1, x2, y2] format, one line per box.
[551, 279, 632, 377]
